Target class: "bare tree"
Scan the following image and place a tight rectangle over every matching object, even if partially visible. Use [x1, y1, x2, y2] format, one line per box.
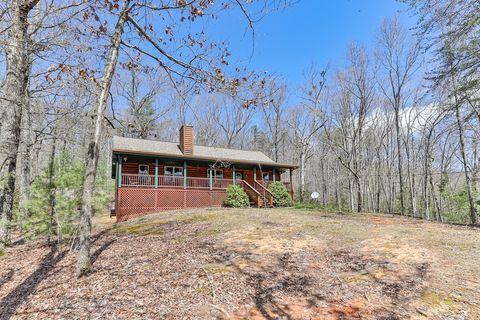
[376, 16, 420, 216]
[0, 0, 39, 250]
[326, 43, 376, 212]
[260, 79, 288, 162]
[288, 68, 327, 201]
[207, 95, 255, 149]
[116, 69, 171, 139]
[77, 0, 132, 276]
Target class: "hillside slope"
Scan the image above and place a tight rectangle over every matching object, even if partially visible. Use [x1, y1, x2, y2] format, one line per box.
[1, 208, 479, 319]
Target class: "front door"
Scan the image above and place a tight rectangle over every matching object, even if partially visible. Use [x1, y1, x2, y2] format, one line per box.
[235, 171, 244, 183]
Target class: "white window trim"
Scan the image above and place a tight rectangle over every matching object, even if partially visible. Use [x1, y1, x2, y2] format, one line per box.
[164, 166, 184, 176]
[138, 164, 149, 175]
[208, 169, 224, 179]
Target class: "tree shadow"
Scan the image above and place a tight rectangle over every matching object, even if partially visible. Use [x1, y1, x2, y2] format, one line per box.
[90, 228, 115, 264]
[91, 239, 115, 264]
[0, 269, 14, 291]
[0, 228, 116, 319]
[213, 251, 321, 320]
[91, 228, 111, 244]
[211, 248, 421, 319]
[0, 245, 66, 320]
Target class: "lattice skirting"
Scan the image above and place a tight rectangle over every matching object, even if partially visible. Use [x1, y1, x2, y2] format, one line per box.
[117, 188, 228, 221]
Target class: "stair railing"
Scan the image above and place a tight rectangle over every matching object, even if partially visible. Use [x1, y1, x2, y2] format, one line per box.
[241, 180, 263, 207]
[255, 182, 274, 207]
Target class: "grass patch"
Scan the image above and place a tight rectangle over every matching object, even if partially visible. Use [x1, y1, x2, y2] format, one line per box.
[421, 290, 455, 306]
[114, 220, 170, 236]
[183, 212, 219, 223]
[294, 202, 350, 212]
[173, 227, 223, 243]
[0, 249, 6, 258]
[204, 265, 234, 274]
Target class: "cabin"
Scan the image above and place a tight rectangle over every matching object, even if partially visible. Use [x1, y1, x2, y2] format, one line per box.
[111, 126, 297, 221]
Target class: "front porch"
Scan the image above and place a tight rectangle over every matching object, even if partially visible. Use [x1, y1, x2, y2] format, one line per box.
[119, 174, 293, 192]
[114, 154, 294, 192]
[112, 153, 295, 221]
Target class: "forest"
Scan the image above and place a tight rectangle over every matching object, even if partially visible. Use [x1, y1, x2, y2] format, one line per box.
[0, 0, 478, 279]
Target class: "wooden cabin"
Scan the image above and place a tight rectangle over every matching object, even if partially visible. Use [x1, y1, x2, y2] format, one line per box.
[111, 125, 297, 221]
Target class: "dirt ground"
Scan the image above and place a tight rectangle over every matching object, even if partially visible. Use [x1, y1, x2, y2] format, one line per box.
[1, 208, 479, 319]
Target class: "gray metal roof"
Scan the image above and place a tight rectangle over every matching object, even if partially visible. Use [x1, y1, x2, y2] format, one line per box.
[112, 136, 297, 168]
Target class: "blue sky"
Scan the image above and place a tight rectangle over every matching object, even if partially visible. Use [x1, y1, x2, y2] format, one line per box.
[206, 0, 416, 86]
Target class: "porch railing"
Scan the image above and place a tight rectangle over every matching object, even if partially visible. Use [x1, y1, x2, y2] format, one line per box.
[120, 173, 292, 191]
[256, 180, 293, 192]
[122, 174, 156, 187]
[121, 174, 232, 189]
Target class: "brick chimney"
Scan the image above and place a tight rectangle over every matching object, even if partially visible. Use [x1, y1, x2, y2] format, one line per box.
[179, 125, 194, 155]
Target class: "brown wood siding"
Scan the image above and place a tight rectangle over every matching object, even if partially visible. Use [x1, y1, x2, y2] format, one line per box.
[186, 164, 208, 177]
[121, 161, 280, 183]
[122, 161, 161, 176]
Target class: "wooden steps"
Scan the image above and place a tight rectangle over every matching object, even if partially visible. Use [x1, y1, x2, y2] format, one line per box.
[240, 180, 274, 208]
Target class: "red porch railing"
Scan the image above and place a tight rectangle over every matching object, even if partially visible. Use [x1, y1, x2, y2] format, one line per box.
[256, 180, 292, 192]
[122, 174, 156, 187]
[121, 174, 233, 189]
[120, 174, 292, 192]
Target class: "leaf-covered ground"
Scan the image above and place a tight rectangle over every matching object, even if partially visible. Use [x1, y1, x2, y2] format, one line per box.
[1, 208, 479, 319]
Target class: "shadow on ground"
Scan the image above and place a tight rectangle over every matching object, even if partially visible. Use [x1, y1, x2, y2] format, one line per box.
[0, 229, 114, 320]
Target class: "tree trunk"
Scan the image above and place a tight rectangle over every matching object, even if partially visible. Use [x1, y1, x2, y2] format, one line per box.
[454, 104, 478, 225]
[408, 166, 417, 218]
[17, 98, 32, 220]
[76, 0, 131, 276]
[321, 161, 327, 206]
[355, 175, 362, 213]
[0, 0, 37, 250]
[428, 171, 441, 221]
[335, 179, 341, 209]
[299, 150, 306, 202]
[423, 166, 430, 220]
[394, 109, 406, 216]
[472, 135, 479, 207]
[47, 134, 57, 245]
[348, 179, 354, 212]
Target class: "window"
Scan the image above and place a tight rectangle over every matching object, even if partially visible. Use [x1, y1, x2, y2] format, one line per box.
[164, 166, 183, 176]
[138, 164, 149, 175]
[208, 169, 224, 179]
[262, 172, 270, 182]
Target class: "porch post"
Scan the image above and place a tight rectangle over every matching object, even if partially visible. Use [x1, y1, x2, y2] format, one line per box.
[209, 166, 213, 191]
[232, 165, 235, 184]
[155, 158, 158, 188]
[253, 166, 256, 188]
[118, 155, 122, 188]
[289, 168, 293, 192]
[273, 168, 276, 182]
[183, 160, 187, 189]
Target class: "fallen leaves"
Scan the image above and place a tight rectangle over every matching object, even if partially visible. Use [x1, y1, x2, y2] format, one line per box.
[1, 208, 479, 319]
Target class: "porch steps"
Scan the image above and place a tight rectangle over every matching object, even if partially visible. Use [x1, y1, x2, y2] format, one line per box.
[241, 180, 274, 208]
